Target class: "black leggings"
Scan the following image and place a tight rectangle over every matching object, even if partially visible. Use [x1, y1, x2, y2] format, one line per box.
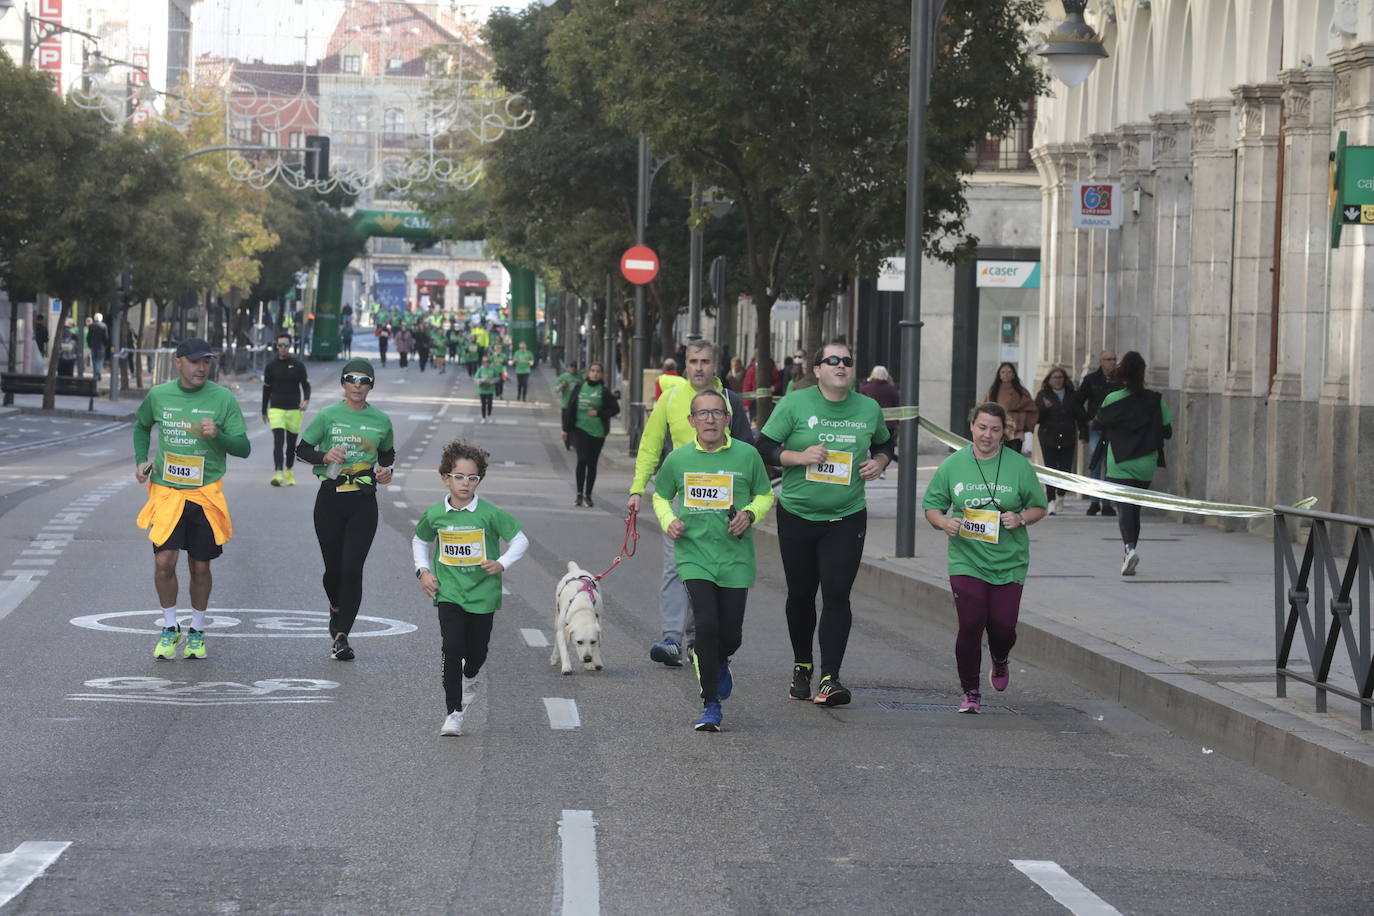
[480, 393, 494, 417]
[271, 428, 299, 470]
[777, 503, 866, 678]
[569, 427, 606, 498]
[1106, 476, 1150, 548]
[516, 373, 529, 400]
[466, 360, 477, 377]
[1039, 439, 1075, 500]
[312, 486, 379, 637]
[378, 338, 388, 366]
[418, 349, 430, 372]
[684, 579, 747, 703]
[437, 602, 495, 713]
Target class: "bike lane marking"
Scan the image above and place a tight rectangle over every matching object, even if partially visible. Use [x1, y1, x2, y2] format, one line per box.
[1010, 860, 1122, 916]
[0, 841, 71, 909]
[70, 609, 417, 638]
[557, 810, 600, 916]
[543, 698, 581, 730]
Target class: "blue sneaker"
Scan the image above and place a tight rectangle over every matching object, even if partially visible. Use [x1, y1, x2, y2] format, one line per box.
[693, 701, 722, 732]
[717, 659, 733, 701]
[649, 637, 683, 667]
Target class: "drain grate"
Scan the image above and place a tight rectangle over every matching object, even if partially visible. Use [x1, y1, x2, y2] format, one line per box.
[878, 700, 1021, 715]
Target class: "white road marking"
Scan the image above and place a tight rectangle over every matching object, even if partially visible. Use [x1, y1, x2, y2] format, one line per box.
[520, 628, 549, 647]
[0, 579, 41, 623]
[407, 414, 433, 421]
[393, 501, 408, 508]
[558, 810, 600, 916]
[1010, 860, 1122, 915]
[501, 585, 511, 595]
[77, 448, 113, 456]
[543, 698, 581, 729]
[12, 559, 56, 566]
[537, 421, 562, 428]
[70, 609, 417, 639]
[0, 841, 71, 909]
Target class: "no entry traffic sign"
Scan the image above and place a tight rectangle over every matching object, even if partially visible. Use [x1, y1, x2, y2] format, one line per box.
[620, 246, 659, 285]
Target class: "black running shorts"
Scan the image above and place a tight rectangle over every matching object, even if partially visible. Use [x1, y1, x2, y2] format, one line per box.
[152, 501, 224, 561]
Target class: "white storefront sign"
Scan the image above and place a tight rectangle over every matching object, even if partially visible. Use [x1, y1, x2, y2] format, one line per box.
[976, 261, 1041, 288]
[1070, 182, 1124, 229]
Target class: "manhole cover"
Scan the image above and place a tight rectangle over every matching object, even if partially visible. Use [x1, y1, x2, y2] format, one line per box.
[877, 700, 1021, 715]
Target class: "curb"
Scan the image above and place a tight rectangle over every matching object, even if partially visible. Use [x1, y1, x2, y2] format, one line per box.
[750, 523, 1374, 822]
[11, 405, 137, 422]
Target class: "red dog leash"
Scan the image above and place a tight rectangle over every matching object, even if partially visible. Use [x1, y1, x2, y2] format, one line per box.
[594, 504, 639, 580]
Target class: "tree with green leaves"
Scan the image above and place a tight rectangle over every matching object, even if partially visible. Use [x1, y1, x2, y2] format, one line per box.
[551, 0, 1047, 414]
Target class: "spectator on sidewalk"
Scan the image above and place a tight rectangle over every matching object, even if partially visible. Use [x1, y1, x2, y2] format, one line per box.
[87, 313, 110, 383]
[859, 365, 900, 438]
[56, 319, 78, 377]
[923, 402, 1047, 714]
[1092, 351, 1172, 578]
[396, 325, 413, 370]
[1034, 366, 1085, 515]
[33, 314, 49, 358]
[653, 357, 681, 401]
[1078, 350, 1121, 516]
[983, 362, 1037, 455]
[724, 356, 746, 393]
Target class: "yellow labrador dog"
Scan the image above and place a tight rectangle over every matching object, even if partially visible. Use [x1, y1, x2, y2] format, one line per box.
[552, 561, 604, 675]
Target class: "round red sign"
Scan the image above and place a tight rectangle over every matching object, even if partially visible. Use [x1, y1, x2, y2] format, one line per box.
[620, 246, 659, 285]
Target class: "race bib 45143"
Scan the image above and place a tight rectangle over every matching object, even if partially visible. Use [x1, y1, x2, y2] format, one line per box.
[163, 452, 205, 487]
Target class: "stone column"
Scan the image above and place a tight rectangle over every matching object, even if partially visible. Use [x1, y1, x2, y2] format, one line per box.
[1116, 123, 1155, 370]
[1149, 111, 1193, 394]
[1217, 84, 1283, 522]
[1324, 44, 1374, 520]
[1177, 97, 1236, 503]
[1087, 133, 1122, 367]
[1032, 142, 1093, 380]
[1268, 68, 1335, 510]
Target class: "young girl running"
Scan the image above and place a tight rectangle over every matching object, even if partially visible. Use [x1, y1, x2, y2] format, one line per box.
[413, 441, 528, 736]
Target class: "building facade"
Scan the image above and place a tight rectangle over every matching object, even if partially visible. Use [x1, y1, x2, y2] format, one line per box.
[1031, 0, 1371, 520]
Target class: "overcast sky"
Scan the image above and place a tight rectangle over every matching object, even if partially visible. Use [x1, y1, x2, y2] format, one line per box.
[193, 1, 524, 64]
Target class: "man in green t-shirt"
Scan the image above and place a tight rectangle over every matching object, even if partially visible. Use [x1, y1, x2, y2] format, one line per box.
[463, 339, 481, 377]
[652, 389, 774, 731]
[557, 363, 581, 409]
[757, 341, 894, 707]
[132, 338, 251, 661]
[511, 341, 535, 402]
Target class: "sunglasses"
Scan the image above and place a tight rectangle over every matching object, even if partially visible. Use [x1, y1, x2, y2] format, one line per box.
[819, 355, 854, 367]
[444, 473, 482, 482]
[276, 343, 291, 348]
[342, 374, 374, 386]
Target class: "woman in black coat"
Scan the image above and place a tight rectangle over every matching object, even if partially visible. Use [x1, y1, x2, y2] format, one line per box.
[1034, 366, 1085, 514]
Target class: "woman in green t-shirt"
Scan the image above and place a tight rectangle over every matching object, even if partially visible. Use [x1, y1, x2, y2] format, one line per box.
[474, 356, 503, 424]
[922, 402, 1047, 714]
[561, 362, 620, 508]
[295, 359, 396, 661]
[1092, 350, 1172, 577]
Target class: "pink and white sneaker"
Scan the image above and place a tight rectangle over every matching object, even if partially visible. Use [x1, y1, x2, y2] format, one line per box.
[990, 657, 1010, 692]
[958, 690, 982, 714]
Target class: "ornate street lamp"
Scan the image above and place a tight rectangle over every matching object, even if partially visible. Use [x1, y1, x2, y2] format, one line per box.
[1037, 0, 1110, 89]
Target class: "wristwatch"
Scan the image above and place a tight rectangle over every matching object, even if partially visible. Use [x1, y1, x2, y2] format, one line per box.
[416, 567, 430, 579]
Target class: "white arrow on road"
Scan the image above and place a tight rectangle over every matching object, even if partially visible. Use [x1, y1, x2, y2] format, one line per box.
[0, 841, 71, 909]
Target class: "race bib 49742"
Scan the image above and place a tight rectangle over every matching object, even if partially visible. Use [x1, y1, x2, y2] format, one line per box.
[683, 473, 734, 510]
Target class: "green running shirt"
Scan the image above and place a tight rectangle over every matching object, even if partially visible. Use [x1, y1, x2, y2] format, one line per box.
[415, 497, 523, 612]
[301, 402, 395, 481]
[922, 446, 1047, 585]
[134, 380, 250, 488]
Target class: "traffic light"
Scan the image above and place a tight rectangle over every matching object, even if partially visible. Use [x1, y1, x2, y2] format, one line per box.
[304, 135, 331, 181]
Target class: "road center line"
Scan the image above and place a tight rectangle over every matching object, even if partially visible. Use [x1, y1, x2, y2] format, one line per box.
[0, 841, 71, 909]
[1010, 860, 1121, 916]
[543, 698, 581, 729]
[520, 628, 549, 647]
[558, 810, 600, 916]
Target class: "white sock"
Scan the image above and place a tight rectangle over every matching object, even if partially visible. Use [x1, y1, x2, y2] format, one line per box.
[162, 606, 178, 628]
[191, 609, 206, 631]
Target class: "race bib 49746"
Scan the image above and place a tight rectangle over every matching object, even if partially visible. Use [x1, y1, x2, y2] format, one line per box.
[683, 473, 734, 510]
[438, 529, 486, 567]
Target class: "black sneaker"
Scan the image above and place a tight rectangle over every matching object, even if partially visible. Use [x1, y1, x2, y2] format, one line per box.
[1102, 505, 1117, 517]
[813, 675, 852, 707]
[584, 494, 594, 508]
[1086, 502, 1100, 516]
[575, 494, 584, 507]
[331, 634, 355, 661]
[789, 664, 813, 700]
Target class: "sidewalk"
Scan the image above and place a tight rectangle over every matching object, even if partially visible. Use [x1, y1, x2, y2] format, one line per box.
[594, 435, 1374, 820]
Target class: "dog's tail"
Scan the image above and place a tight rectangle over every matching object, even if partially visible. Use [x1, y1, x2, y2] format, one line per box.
[566, 560, 580, 574]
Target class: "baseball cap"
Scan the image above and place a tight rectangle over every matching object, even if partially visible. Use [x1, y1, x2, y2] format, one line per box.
[174, 338, 217, 360]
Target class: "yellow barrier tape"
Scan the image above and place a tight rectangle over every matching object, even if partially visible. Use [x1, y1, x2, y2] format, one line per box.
[879, 405, 1317, 518]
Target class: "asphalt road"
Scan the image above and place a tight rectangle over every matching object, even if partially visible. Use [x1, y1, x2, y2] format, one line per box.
[0, 362, 1370, 915]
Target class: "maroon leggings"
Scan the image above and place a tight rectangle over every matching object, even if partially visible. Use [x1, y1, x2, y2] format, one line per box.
[950, 575, 1024, 692]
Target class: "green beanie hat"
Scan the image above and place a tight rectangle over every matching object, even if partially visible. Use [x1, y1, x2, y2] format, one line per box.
[341, 358, 376, 382]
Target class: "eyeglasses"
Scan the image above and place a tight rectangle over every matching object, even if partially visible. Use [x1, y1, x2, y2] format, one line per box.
[819, 355, 854, 367]
[342, 374, 374, 386]
[444, 473, 482, 482]
[691, 408, 727, 419]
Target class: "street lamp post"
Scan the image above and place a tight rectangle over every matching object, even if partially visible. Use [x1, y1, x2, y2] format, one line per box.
[893, 0, 1106, 558]
[629, 135, 649, 453]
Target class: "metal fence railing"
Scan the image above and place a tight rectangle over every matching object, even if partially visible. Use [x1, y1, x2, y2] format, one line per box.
[1274, 506, 1374, 728]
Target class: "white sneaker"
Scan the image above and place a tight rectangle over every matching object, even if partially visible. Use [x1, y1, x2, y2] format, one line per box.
[1121, 548, 1140, 576]
[440, 710, 464, 736]
[1055, 496, 1065, 514]
[1047, 499, 1057, 516]
[461, 674, 480, 707]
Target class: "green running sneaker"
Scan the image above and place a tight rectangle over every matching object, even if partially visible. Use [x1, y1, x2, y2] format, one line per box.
[153, 626, 183, 660]
[184, 628, 207, 660]
[270, 471, 283, 487]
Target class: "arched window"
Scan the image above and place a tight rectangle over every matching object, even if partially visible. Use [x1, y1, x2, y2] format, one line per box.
[384, 108, 405, 143]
